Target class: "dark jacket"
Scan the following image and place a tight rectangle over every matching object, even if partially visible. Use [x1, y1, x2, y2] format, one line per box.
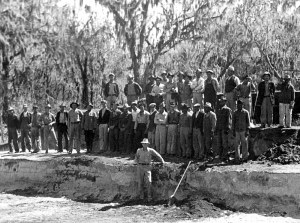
[232, 108, 250, 132]
[104, 82, 119, 97]
[216, 105, 232, 132]
[256, 81, 275, 106]
[124, 82, 142, 96]
[98, 108, 111, 124]
[277, 83, 295, 104]
[55, 111, 69, 125]
[19, 112, 32, 129]
[192, 110, 204, 134]
[5, 114, 19, 129]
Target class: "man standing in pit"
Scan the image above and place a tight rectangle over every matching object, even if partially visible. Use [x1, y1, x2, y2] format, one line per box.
[191, 68, 205, 107]
[55, 104, 69, 153]
[104, 73, 119, 109]
[19, 104, 32, 152]
[124, 74, 142, 106]
[31, 104, 42, 153]
[135, 138, 165, 202]
[68, 102, 82, 154]
[3, 107, 20, 153]
[232, 100, 250, 163]
[224, 66, 240, 112]
[82, 103, 97, 154]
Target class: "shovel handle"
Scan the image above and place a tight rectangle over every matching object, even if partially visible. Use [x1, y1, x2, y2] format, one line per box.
[171, 161, 192, 197]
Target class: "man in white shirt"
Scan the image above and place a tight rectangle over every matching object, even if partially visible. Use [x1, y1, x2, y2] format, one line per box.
[154, 102, 168, 155]
[191, 69, 205, 108]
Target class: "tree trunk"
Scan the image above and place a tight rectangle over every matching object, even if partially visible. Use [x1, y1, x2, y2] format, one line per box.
[2, 48, 10, 121]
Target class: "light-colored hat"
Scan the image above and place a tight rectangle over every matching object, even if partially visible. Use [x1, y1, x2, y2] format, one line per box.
[109, 73, 115, 77]
[101, 99, 107, 104]
[23, 104, 28, 108]
[204, 102, 212, 109]
[141, 138, 150, 144]
[262, 72, 271, 78]
[8, 107, 14, 111]
[45, 104, 51, 108]
[33, 104, 38, 108]
[228, 65, 235, 72]
[128, 74, 134, 79]
[206, 69, 214, 74]
[123, 103, 130, 109]
[149, 103, 156, 108]
[194, 103, 201, 107]
[131, 100, 138, 105]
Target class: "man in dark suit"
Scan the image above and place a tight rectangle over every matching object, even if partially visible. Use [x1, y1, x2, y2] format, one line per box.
[255, 72, 275, 128]
[192, 103, 205, 159]
[104, 73, 119, 109]
[55, 104, 69, 153]
[98, 100, 111, 152]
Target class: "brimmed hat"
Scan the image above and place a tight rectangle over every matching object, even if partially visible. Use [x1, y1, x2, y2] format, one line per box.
[45, 104, 51, 109]
[194, 103, 201, 107]
[228, 65, 235, 72]
[167, 73, 174, 78]
[196, 68, 202, 73]
[23, 104, 28, 108]
[117, 104, 123, 109]
[244, 75, 252, 80]
[161, 71, 167, 76]
[108, 73, 115, 77]
[123, 103, 130, 109]
[70, 102, 79, 108]
[141, 138, 150, 144]
[262, 72, 271, 78]
[206, 69, 214, 74]
[8, 107, 14, 111]
[59, 103, 66, 107]
[87, 103, 94, 108]
[181, 103, 190, 110]
[149, 103, 156, 108]
[131, 100, 138, 105]
[204, 102, 212, 109]
[219, 96, 227, 102]
[33, 104, 38, 108]
[101, 99, 107, 104]
[148, 75, 155, 80]
[128, 74, 134, 79]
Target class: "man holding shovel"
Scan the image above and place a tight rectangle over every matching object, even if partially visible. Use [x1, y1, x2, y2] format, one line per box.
[135, 138, 165, 202]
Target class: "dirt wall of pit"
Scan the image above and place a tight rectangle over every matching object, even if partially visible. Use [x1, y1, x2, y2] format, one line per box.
[0, 156, 299, 218]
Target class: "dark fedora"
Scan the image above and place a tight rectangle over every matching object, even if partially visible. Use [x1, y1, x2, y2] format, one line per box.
[70, 102, 79, 108]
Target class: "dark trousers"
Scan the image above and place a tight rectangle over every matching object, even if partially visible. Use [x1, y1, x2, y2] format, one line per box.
[57, 124, 68, 152]
[119, 130, 132, 153]
[8, 127, 19, 152]
[135, 123, 147, 152]
[109, 127, 119, 152]
[84, 130, 95, 152]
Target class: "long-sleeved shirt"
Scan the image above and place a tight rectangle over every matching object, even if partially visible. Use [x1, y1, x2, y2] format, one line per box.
[179, 112, 192, 128]
[278, 83, 295, 104]
[167, 110, 180, 124]
[232, 108, 250, 132]
[68, 109, 82, 124]
[154, 111, 168, 125]
[82, 110, 97, 130]
[148, 110, 157, 132]
[190, 77, 205, 92]
[135, 111, 150, 129]
[5, 113, 19, 128]
[216, 105, 232, 132]
[203, 111, 217, 133]
[31, 112, 42, 128]
[135, 147, 164, 164]
[19, 111, 32, 129]
[98, 108, 110, 124]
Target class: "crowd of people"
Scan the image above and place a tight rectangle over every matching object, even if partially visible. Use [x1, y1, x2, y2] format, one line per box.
[2, 66, 296, 164]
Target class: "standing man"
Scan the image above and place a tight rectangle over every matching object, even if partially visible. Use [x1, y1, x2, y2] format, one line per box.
[204, 70, 219, 110]
[19, 104, 32, 152]
[68, 102, 82, 154]
[118, 104, 132, 153]
[31, 104, 42, 153]
[104, 73, 119, 109]
[41, 104, 58, 153]
[278, 74, 295, 128]
[256, 72, 275, 128]
[224, 66, 240, 112]
[82, 103, 97, 154]
[154, 102, 168, 155]
[179, 103, 192, 158]
[108, 103, 121, 152]
[147, 103, 157, 149]
[163, 73, 177, 111]
[166, 102, 180, 155]
[124, 74, 142, 106]
[134, 103, 150, 152]
[150, 77, 165, 108]
[203, 102, 217, 159]
[235, 75, 255, 119]
[215, 96, 232, 159]
[98, 100, 110, 152]
[177, 71, 184, 106]
[232, 100, 250, 163]
[4, 107, 20, 153]
[191, 68, 205, 107]
[181, 72, 193, 107]
[192, 103, 205, 160]
[55, 104, 69, 153]
[135, 138, 165, 202]
[144, 75, 155, 108]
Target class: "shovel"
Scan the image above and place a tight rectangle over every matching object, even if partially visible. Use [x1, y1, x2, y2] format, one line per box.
[168, 161, 192, 206]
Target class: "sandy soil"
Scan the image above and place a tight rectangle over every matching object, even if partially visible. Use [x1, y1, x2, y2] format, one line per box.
[0, 194, 298, 223]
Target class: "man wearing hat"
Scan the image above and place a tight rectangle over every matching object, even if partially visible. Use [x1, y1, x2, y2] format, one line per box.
[98, 100, 111, 152]
[232, 99, 250, 163]
[3, 107, 20, 153]
[135, 138, 165, 202]
[154, 102, 168, 155]
[179, 103, 192, 158]
[124, 74, 142, 106]
[118, 104, 133, 153]
[191, 68, 205, 107]
[134, 103, 150, 152]
[68, 102, 83, 154]
[41, 104, 58, 153]
[55, 103, 69, 153]
[181, 72, 193, 107]
[235, 75, 256, 119]
[103, 73, 119, 109]
[255, 72, 275, 128]
[147, 103, 157, 149]
[191, 103, 205, 159]
[204, 70, 219, 110]
[278, 74, 295, 128]
[150, 76, 165, 108]
[81, 103, 97, 154]
[224, 65, 240, 112]
[143, 75, 155, 108]
[215, 96, 232, 159]
[203, 102, 217, 159]
[166, 102, 180, 155]
[177, 71, 185, 106]
[31, 104, 42, 153]
[108, 102, 122, 152]
[163, 73, 177, 111]
[19, 104, 32, 152]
